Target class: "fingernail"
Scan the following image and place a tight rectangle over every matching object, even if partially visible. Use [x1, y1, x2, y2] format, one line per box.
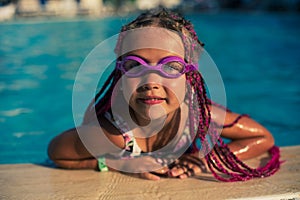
[171, 171, 177, 176]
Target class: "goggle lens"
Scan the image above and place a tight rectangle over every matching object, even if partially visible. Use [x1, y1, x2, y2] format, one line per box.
[117, 56, 195, 78]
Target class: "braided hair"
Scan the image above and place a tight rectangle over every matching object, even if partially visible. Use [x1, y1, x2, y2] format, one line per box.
[83, 7, 281, 181]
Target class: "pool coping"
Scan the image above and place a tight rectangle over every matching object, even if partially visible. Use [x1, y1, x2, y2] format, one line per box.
[1, 145, 300, 200]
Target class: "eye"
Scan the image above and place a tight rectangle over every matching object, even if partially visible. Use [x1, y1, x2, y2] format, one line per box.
[163, 61, 185, 74]
[122, 60, 141, 71]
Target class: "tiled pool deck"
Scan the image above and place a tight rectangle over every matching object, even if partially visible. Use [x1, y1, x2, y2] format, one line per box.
[1, 146, 300, 200]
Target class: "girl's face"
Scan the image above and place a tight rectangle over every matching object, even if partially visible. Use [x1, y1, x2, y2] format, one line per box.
[121, 48, 187, 125]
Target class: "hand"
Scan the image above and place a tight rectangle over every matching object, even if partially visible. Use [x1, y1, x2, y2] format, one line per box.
[106, 156, 171, 180]
[168, 153, 207, 179]
[125, 166, 170, 181]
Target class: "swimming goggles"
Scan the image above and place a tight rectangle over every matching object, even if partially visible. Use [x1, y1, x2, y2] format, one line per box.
[117, 55, 196, 78]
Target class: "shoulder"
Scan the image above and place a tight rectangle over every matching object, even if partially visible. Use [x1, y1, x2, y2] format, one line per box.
[85, 116, 125, 149]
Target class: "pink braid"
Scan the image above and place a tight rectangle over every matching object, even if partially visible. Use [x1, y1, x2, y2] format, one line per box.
[186, 70, 281, 182]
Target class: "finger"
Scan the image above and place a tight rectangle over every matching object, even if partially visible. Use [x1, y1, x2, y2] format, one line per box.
[192, 165, 202, 175]
[179, 173, 188, 179]
[169, 166, 187, 177]
[151, 167, 170, 178]
[182, 161, 203, 175]
[170, 164, 201, 178]
[152, 166, 169, 174]
[140, 172, 161, 181]
[179, 168, 194, 179]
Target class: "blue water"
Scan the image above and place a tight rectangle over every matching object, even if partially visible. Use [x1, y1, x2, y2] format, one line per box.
[0, 11, 299, 164]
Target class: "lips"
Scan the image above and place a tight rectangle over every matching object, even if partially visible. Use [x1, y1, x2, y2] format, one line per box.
[138, 96, 166, 105]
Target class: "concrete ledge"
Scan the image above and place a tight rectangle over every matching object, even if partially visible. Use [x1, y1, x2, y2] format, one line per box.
[1, 146, 300, 200]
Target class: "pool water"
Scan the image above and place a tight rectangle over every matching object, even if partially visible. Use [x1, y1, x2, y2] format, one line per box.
[0, 11, 299, 164]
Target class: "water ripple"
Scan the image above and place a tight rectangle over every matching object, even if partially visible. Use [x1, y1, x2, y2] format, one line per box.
[0, 108, 32, 117]
[13, 131, 44, 138]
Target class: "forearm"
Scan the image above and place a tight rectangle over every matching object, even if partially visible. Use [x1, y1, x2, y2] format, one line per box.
[48, 125, 122, 169]
[227, 135, 274, 160]
[52, 158, 98, 169]
[220, 112, 275, 160]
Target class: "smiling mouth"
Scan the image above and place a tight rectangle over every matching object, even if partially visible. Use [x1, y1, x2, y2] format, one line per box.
[138, 97, 166, 105]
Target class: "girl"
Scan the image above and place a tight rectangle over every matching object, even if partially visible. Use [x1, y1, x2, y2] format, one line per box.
[48, 7, 281, 181]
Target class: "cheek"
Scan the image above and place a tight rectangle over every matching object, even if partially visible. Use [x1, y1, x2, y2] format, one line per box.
[121, 77, 139, 103]
[165, 76, 186, 104]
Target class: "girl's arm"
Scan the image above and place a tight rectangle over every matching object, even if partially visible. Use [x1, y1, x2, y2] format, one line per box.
[212, 105, 275, 160]
[169, 106, 275, 179]
[48, 127, 98, 169]
[48, 126, 170, 180]
[47, 123, 124, 169]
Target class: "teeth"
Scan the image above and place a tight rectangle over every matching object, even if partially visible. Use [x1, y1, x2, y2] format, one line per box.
[146, 98, 162, 100]
[141, 98, 164, 101]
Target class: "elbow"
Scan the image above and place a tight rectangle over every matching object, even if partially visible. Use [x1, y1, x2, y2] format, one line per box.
[47, 137, 59, 161]
[47, 141, 71, 169]
[265, 132, 275, 150]
[47, 140, 63, 168]
[47, 136, 68, 168]
[47, 140, 55, 161]
[260, 128, 275, 153]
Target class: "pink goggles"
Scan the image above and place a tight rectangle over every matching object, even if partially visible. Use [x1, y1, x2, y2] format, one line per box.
[117, 55, 196, 78]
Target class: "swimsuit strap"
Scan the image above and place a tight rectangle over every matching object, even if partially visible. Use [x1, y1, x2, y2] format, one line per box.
[104, 112, 143, 155]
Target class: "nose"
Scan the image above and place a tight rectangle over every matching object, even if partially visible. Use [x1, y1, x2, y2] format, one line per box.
[141, 83, 160, 91]
[138, 73, 162, 91]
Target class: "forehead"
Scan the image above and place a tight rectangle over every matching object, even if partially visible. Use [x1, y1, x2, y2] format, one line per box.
[124, 49, 183, 62]
[120, 27, 185, 58]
